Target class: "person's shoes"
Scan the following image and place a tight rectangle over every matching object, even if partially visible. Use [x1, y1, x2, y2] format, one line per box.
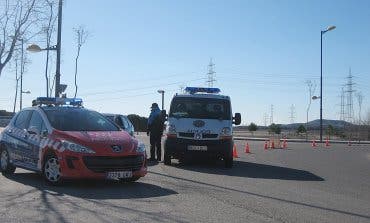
[157, 158, 161, 162]
[148, 157, 156, 162]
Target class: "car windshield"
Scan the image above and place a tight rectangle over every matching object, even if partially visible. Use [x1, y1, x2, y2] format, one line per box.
[44, 108, 120, 131]
[169, 97, 231, 120]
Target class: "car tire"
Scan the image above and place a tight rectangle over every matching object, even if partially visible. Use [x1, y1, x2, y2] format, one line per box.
[164, 152, 171, 165]
[43, 154, 63, 185]
[0, 148, 16, 175]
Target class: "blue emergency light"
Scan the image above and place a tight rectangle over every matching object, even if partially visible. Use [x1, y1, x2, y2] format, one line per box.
[184, 87, 221, 94]
[35, 97, 83, 107]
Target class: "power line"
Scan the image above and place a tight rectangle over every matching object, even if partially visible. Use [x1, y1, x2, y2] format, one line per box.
[80, 77, 206, 97]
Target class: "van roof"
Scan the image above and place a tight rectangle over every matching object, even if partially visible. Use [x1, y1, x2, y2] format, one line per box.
[174, 93, 230, 100]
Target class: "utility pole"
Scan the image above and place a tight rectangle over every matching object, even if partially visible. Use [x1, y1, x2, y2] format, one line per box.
[55, 0, 63, 97]
[20, 39, 24, 110]
[13, 59, 20, 113]
[206, 58, 216, 87]
[356, 92, 363, 124]
[263, 113, 269, 127]
[320, 25, 336, 142]
[270, 105, 274, 124]
[340, 87, 345, 121]
[289, 104, 296, 124]
[345, 68, 355, 123]
[157, 90, 165, 110]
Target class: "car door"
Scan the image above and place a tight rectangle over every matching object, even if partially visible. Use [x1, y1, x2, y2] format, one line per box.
[7, 110, 32, 167]
[26, 111, 47, 170]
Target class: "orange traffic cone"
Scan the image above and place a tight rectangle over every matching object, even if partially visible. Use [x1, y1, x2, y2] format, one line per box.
[271, 140, 275, 149]
[233, 144, 239, 158]
[245, 143, 250, 153]
[312, 139, 317, 148]
[282, 138, 288, 149]
[325, 137, 330, 147]
[264, 141, 268, 150]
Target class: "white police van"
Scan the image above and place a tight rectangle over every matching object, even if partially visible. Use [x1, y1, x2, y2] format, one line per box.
[164, 87, 241, 168]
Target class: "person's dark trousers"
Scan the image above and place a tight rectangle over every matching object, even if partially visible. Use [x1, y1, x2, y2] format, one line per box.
[150, 132, 162, 161]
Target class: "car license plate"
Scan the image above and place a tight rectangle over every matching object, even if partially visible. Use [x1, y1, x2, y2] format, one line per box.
[106, 171, 132, 180]
[188, 145, 207, 151]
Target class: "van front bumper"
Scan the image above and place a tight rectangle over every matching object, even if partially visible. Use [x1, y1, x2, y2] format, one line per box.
[164, 137, 233, 159]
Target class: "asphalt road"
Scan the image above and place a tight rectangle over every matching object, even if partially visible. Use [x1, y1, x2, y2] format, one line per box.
[0, 133, 369, 223]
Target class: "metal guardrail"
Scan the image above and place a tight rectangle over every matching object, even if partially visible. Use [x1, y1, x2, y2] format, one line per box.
[233, 136, 370, 145]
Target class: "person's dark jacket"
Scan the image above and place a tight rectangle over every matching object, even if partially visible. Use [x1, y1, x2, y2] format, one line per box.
[147, 107, 164, 135]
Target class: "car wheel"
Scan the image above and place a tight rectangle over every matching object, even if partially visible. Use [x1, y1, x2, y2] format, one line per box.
[43, 155, 63, 185]
[164, 152, 171, 165]
[0, 148, 16, 175]
[120, 176, 140, 183]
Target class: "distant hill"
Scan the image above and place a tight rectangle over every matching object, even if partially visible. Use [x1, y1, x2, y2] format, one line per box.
[235, 119, 354, 131]
[281, 119, 353, 130]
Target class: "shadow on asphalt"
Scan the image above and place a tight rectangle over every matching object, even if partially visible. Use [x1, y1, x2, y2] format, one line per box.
[171, 159, 324, 181]
[4, 172, 177, 199]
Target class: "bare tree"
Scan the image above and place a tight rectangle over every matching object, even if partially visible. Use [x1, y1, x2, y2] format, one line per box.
[305, 80, 316, 140]
[42, 0, 57, 97]
[73, 26, 88, 98]
[0, 0, 41, 76]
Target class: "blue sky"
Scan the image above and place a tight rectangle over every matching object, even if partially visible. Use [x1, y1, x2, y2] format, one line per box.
[1, 0, 370, 125]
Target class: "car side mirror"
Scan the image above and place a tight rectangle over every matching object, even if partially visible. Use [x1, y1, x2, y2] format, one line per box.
[233, 113, 241, 125]
[41, 130, 48, 138]
[27, 126, 40, 135]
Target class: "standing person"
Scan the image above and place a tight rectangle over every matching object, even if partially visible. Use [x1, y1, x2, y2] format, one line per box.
[147, 103, 164, 161]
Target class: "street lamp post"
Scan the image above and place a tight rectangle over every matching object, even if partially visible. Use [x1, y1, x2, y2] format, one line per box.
[320, 25, 336, 142]
[19, 38, 25, 110]
[27, 0, 63, 98]
[157, 90, 165, 110]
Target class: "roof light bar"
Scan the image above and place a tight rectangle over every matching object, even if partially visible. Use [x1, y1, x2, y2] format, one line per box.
[35, 97, 83, 106]
[184, 87, 221, 94]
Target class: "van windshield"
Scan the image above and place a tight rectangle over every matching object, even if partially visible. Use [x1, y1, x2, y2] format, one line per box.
[169, 97, 231, 120]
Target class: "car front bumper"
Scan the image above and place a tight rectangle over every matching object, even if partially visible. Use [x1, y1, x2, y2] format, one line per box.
[58, 152, 147, 179]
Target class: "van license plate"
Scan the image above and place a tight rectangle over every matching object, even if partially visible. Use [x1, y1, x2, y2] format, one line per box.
[107, 171, 132, 180]
[188, 145, 207, 151]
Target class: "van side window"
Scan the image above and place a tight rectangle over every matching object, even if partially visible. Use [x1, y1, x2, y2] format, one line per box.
[14, 110, 32, 130]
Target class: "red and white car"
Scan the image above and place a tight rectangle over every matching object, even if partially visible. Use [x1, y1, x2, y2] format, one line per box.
[0, 97, 147, 185]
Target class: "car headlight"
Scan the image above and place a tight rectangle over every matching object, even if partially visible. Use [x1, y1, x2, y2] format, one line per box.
[167, 124, 176, 134]
[61, 140, 95, 154]
[136, 143, 146, 153]
[220, 127, 231, 136]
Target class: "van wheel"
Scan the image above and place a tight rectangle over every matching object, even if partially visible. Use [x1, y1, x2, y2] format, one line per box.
[0, 148, 16, 175]
[43, 155, 63, 185]
[164, 152, 171, 165]
[224, 150, 233, 168]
